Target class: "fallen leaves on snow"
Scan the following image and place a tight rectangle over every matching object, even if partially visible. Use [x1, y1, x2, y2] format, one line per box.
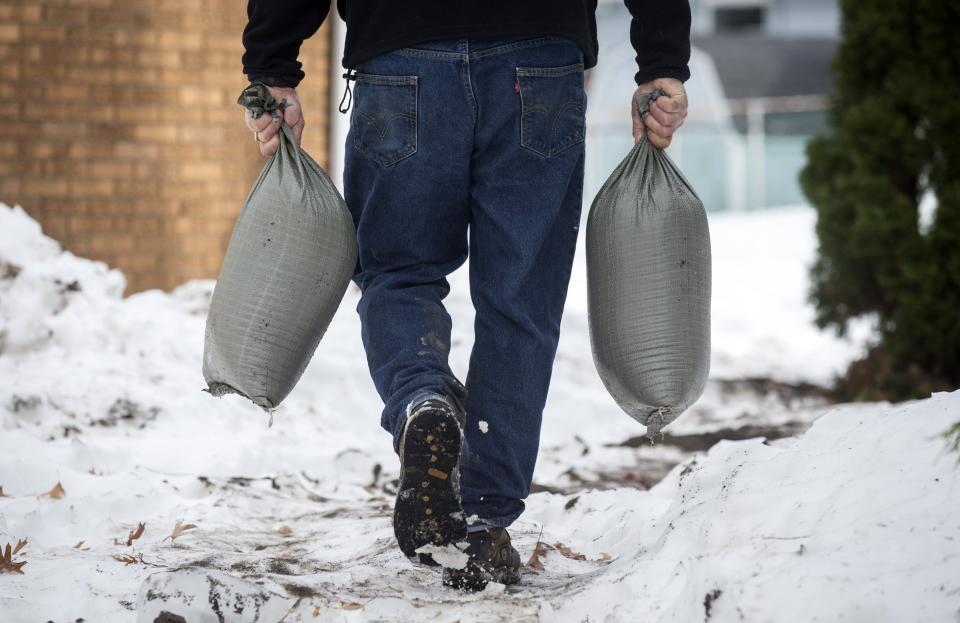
[527, 540, 550, 572]
[115, 521, 145, 546]
[527, 540, 612, 571]
[163, 519, 198, 542]
[113, 553, 146, 565]
[1, 538, 28, 573]
[553, 542, 587, 561]
[42, 481, 66, 499]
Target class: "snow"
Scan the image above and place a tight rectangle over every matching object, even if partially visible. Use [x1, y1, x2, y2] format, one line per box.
[415, 543, 469, 570]
[704, 206, 876, 383]
[478, 420, 489, 434]
[1, 201, 958, 622]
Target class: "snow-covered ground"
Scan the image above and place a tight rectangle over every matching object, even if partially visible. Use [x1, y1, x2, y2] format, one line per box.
[1, 202, 957, 622]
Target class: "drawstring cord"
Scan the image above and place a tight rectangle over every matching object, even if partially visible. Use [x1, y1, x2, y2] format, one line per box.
[339, 68, 358, 114]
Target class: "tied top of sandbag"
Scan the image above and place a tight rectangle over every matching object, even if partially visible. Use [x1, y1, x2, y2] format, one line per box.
[633, 89, 665, 118]
[633, 89, 666, 145]
[238, 82, 288, 122]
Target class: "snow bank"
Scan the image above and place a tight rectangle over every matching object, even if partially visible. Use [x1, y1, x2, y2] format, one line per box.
[1, 202, 956, 622]
[523, 390, 960, 622]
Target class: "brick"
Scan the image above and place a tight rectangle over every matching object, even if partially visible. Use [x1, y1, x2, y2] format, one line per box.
[46, 83, 91, 100]
[43, 6, 89, 24]
[114, 141, 158, 159]
[159, 30, 202, 50]
[179, 87, 224, 107]
[133, 124, 178, 142]
[2, 0, 331, 292]
[0, 24, 19, 42]
[68, 0, 112, 8]
[21, 5, 43, 21]
[25, 142, 58, 158]
[179, 161, 222, 181]
[0, 63, 20, 79]
[22, 24, 65, 43]
[89, 160, 133, 178]
[70, 177, 114, 197]
[42, 121, 88, 138]
[23, 178, 68, 197]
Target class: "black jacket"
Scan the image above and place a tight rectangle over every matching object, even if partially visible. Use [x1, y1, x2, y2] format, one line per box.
[242, 1, 691, 88]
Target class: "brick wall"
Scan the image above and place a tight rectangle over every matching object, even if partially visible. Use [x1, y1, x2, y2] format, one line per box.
[0, 0, 332, 293]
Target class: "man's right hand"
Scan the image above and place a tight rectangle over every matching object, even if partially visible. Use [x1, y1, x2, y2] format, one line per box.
[243, 85, 305, 157]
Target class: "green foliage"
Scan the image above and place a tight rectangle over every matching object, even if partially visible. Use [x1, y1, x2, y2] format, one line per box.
[800, 0, 960, 400]
[946, 421, 960, 457]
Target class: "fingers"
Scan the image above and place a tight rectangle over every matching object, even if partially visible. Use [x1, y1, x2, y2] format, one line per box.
[643, 110, 681, 141]
[244, 110, 275, 133]
[289, 117, 305, 146]
[632, 106, 644, 144]
[281, 103, 304, 146]
[259, 133, 280, 157]
[243, 110, 281, 156]
[645, 128, 671, 149]
[239, 85, 304, 155]
[648, 98, 685, 128]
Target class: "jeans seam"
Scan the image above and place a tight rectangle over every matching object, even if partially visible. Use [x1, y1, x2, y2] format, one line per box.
[393, 36, 575, 63]
[470, 36, 574, 61]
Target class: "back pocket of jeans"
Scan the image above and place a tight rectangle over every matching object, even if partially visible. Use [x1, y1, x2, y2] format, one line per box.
[351, 73, 418, 167]
[516, 63, 585, 158]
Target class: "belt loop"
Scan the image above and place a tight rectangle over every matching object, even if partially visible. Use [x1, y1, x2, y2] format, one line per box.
[338, 68, 358, 114]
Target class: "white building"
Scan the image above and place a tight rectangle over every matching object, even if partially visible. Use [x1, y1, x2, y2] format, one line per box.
[587, 0, 840, 211]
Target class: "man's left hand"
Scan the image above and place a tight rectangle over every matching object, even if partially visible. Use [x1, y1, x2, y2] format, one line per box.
[632, 78, 688, 149]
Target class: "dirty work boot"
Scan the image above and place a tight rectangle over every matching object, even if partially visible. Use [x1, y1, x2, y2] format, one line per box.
[394, 397, 467, 566]
[442, 527, 523, 591]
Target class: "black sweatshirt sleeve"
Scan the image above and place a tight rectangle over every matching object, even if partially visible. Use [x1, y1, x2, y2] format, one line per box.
[242, 0, 332, 87]
[624, 0, 692, 85]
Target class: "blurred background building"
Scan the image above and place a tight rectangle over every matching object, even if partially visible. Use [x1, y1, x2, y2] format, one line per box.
[585, 0, 838, 212]
[0, 0, 839, 294]
[0, 0, 333, 293]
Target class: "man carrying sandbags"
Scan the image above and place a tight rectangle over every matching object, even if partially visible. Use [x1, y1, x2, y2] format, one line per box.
[240, 0, 691, 591]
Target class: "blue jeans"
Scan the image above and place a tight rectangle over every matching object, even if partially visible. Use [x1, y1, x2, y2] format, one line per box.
[343, 35, 587, 528]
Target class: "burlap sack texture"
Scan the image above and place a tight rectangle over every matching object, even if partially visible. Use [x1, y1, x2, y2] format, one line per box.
[203, 83, 358, 410]
[586, 90, 712, 437]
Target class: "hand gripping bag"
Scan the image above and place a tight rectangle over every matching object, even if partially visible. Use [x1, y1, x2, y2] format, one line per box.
[585, 90, 711, 437]
[203, 83, 358, 410]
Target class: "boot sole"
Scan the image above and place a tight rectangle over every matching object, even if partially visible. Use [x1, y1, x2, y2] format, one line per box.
[394, 406, 467, 566]
[443, 561, 522, 591]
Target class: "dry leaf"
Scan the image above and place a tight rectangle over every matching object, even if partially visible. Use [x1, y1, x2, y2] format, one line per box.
[312, 605, 321, 617]
[113, 553, 144, 565]
[553, 542, 587, 561]
[73, 540, 90, 551]
[277, 525, 293, 536]
[0, 486, 7, 497]
[43, 482, 66, 499]
[1, 538, 28, 574]
[163, 519, 198, 542]
[340, 601, 362, 610]
[526, 541, 551, 572]
[599, 553, 612, 561]
[126, 522, 146, 546]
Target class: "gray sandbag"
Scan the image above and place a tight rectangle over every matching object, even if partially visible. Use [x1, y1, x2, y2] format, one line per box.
[585, 90, 711, 437]
[203, 83, 357, 409]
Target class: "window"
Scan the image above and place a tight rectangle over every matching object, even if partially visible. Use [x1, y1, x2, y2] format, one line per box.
[715, 7, 766, 32]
